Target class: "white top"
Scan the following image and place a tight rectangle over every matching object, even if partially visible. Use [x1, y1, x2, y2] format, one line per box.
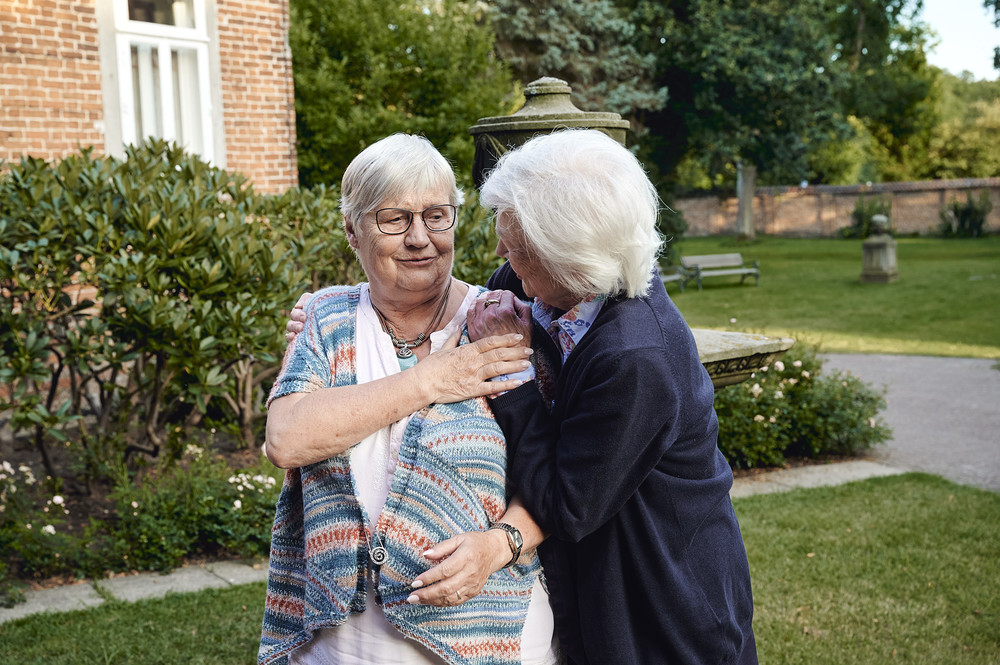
[290, 283, 558, 665]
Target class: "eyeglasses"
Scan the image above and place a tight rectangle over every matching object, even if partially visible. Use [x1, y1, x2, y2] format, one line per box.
[375, 204, 457, 235]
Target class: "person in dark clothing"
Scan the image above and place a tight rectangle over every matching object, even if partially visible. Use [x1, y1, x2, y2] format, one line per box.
[460, 129, 758, 664]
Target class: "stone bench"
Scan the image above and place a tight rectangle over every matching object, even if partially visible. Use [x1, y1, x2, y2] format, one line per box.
[680, 253, 760, 291]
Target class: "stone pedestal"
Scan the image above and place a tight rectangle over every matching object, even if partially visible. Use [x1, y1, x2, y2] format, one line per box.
[861, 214, 899, 283]
[692, 329, 796, 391]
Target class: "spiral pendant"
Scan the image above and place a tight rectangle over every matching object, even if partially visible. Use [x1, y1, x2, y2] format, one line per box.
[396, 346, 414, 359]
[370, 546, 388, 566]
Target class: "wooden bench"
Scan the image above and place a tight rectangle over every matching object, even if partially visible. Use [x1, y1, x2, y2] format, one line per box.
[657, 266, 690, 292]
[680, 253, 760, 291]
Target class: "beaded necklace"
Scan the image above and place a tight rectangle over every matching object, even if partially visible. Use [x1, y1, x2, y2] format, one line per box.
[371, 281, 451, 369]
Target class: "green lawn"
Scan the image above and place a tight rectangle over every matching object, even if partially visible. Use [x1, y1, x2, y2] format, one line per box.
[666, 236, 1000, 358]
[2, 475, 997, 665]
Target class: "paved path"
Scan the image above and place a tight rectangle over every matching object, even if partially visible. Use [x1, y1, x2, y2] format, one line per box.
[4, 353, 996, 625]
[821, 353, 1000, 493]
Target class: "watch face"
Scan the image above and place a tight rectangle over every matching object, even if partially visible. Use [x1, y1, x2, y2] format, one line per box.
[510, 528, 523, 550]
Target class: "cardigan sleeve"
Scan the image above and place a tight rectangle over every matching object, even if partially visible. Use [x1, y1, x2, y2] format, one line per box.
[491, 342, 692, 543]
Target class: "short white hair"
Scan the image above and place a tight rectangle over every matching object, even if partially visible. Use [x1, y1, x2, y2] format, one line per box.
[340, 134, 464, 231]
[480, 129, 662, 300]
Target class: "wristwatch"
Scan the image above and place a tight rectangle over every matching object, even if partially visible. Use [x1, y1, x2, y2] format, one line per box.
[489, 522, 523, 568]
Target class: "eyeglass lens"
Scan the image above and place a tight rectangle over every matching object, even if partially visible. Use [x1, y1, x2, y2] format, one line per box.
[376, 205, 456, 234]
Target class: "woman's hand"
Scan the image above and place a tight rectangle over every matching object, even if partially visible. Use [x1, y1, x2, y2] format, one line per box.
[467, 290, 532, 345]
[406, 530, 512, 606]
[284, 292, 311, 343]
[414, 330, 533, 403]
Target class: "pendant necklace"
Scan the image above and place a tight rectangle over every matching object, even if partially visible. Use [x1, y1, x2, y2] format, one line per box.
[372, 282, 451, 360]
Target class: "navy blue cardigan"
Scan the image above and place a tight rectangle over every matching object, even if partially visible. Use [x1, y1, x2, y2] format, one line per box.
[488, 263, 757, 665]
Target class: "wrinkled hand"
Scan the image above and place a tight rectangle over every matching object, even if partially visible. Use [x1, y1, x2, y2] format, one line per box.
[415, 330, 533, 403]
[407, 529, 511, 606]
[467, 290, 532, 345]
[284, 292, 312, 343]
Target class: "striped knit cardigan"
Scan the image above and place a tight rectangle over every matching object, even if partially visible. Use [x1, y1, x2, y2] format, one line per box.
[258, 285, 542, 665]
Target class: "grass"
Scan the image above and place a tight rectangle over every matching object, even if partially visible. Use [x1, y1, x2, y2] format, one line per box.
[2, 475, 997, 664]
[665, 236, 1000, 358]
[0, 583, 265, 664]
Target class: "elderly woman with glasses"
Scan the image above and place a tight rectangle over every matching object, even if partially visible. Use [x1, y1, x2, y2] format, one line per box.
[432, 129, 757, 665]
[259, 133, 559, 665]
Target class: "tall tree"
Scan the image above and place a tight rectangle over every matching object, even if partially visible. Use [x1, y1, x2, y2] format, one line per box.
[828, 1, 940, 182]
[488, 0, 668, 134]
[290, 0, 516, 187]
[988, 0, 1000, 71]
[633, 0, 848, 239]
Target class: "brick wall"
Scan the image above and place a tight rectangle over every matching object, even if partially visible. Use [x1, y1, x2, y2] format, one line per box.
[1, 0, 297, 193]
[677, 179, 1000, 237]
[217, 0, 298, 192]
[1, 0, 106, 161]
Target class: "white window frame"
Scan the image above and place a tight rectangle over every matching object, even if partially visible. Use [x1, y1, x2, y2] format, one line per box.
[103, 0, 218, 163]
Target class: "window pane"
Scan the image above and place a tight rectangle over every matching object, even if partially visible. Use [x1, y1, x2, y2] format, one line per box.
[172, 47, 204, 154]
[128, 0, 196, 29]
[131, 43, 162, 142]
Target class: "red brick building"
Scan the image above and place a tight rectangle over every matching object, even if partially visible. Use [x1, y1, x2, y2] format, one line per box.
[1, 0, 297, 193]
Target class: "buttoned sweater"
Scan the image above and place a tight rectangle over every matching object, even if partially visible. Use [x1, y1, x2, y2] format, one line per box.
[258, 285, 542, 665]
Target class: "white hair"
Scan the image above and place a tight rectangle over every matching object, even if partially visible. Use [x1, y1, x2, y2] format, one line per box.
[340, 134, 464, 233]
[480, 129, 662, 300]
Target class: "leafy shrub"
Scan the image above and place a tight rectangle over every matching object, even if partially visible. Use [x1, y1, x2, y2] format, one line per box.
[0, 450, 282, 596]
[715, 344, 891, 469]
[840, 195, 892, 239]
[105, 448, 281, 572]
[0, 142, 313, 489]
[0, 461, 89, 604]
[938, 191, 993, 238]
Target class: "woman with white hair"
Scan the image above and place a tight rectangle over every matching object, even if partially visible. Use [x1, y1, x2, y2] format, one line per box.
[450, 129, 759, 664]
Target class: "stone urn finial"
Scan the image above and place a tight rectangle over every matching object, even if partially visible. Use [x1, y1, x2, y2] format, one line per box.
[871, 214, 890, 235]
[469, 77, 631, 188]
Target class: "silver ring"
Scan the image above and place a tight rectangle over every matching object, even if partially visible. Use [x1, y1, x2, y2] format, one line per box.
[484, 299, 501, 307]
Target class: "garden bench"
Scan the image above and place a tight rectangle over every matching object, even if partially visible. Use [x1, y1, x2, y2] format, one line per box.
[657, 266, 690, 292]
[680, 253, 760, 290]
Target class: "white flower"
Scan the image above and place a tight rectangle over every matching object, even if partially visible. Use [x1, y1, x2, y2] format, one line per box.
[131, 501, 139, 508]
[25, 523, 32, 529]
[730, 318, 737, 323]
[41, 524, 56, 535]
[750, 383, 763, 398]
[793, 360, 802, 368]
[769, 416, 776, 423]
[774, 361, 785, 372]
[788, 378, 798, 386]
[2, 461, 13, 474]
[753, 414, 765, 422]
[801, 371, 811, 378]
[233, 500, 242, 510]
[869, 417, 877, 428]
[52, 495, 64, 505]
[774, 390, 784, 399]
[760, 365, 769, 372]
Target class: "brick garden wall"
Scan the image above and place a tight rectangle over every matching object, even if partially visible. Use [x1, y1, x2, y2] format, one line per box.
[0, 0, 107, 161]
[676, 179, 1000, 237]
[1, 0, 297, 193]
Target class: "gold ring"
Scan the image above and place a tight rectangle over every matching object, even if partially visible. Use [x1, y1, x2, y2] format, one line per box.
[484, 299, 501, 306]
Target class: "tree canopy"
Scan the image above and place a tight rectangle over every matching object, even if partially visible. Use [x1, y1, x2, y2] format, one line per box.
[290, 0, 516, 188]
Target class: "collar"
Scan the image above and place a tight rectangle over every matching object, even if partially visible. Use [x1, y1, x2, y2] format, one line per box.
[532, 294, 606, 364]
